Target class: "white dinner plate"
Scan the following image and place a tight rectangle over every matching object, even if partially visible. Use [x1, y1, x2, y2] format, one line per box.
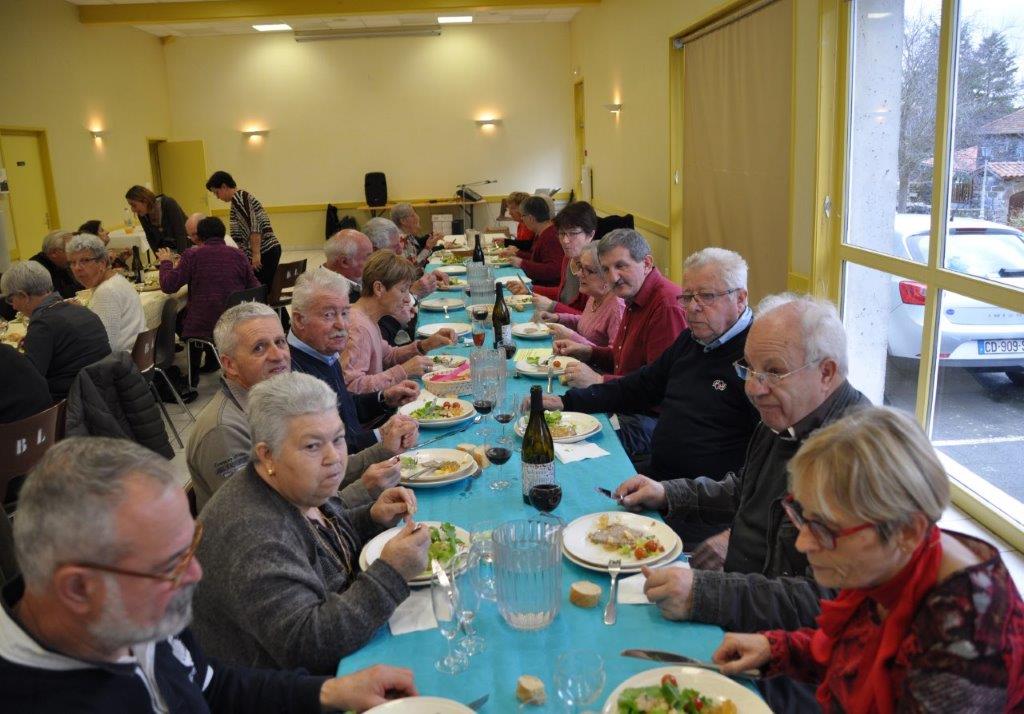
[562, 536, 682, 574]
[420, 297, 466, 312]
[515, 355, 578, 376]
[399, 448, 477, 487]
[514, 411, 602, 444]
[427, 354, 469, 369]
[562, 512, 682, 567]
[436, 277, 467, 291]
[495, 274, 531, 287]
[398, 397, 477, 428]
[511, 322, 552, 339]
[466, 303, 493, 318]
[601, 666, 771, 714]
[359, 521, 471, 585]
[417, 322, 470, 338]
[366, 696, 474, 714]
[507, 294, 534, 310]
[436, 264, 467, 275]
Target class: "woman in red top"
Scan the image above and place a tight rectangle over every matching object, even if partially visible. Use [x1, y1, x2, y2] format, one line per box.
[713, 407, 1024, 713]
[502, 191, 534, 251]
[509, 200, 595, 315]
[501, 195, 564, 287]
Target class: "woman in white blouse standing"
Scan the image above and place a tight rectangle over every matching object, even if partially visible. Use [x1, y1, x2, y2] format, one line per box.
[65, 234, 146, 353]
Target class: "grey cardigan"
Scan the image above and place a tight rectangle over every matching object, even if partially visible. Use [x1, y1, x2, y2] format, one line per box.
[191, 464, 410, 674]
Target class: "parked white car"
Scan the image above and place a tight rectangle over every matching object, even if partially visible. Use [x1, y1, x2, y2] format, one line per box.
[888, 214, 1024, 385]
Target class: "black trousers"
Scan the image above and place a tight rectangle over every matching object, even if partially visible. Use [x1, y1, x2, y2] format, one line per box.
[255, 243, 282, 287]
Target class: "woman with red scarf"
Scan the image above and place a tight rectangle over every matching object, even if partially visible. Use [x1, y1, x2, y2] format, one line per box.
[713, 406, 1024, 713]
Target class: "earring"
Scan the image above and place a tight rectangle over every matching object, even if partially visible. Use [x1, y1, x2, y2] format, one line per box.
[267, 466, 274, 477]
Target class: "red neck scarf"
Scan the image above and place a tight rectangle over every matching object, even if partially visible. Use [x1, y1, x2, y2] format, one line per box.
[810, 525, 942, 713]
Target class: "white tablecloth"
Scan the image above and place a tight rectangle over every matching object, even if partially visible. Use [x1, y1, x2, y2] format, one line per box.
[107, 228, 150, 255]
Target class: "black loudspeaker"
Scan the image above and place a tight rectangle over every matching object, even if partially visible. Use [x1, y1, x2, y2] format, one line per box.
[364, 172, 388, 207]
[452, 219, 464, 235]
[456, 186, 482, 201]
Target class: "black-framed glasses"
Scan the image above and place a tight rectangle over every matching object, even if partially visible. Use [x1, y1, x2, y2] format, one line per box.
[733, 358, 819, 386]
[68, 256, 101, 269]
[66, 521, 203, 588]
[557, 228, 587, 239]
[781, 495, 873, 550]
[677, 288, 739, 306]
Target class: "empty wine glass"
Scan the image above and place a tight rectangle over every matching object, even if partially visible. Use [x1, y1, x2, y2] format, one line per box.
[431, 572, 468, 675]
[469, 520, 498, 601]
[450, 554, 485, 656]
[554, 650, 605, 712]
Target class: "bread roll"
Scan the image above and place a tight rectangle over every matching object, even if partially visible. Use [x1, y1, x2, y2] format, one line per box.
[569, 581, 602, 608]
[516, 675, 546, 705]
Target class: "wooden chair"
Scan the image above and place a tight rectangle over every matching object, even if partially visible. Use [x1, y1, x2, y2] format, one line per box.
[0, 400, 66, 506]
[266, 259, 306, 321]
[186, 285, 268, 387]
[132, 328, 193, 449]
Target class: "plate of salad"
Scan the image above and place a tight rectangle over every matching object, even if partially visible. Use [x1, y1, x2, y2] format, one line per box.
[514, 410, 601, 443]
[436, 277, 467, 291]
[562, 512, 681, 568]
[398, 448, 477, 487]
[515, 354, 579, 377]
[602, 667, 766, 714]
[398, 398, 477, 428]
[359, 521, 470, 586]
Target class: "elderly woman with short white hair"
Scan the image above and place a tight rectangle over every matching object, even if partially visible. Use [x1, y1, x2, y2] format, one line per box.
[390, 203, 441, 266]
[66, 233, 146, 353]
[192, 371, 430, 674]
[714, 406, 1024, 711]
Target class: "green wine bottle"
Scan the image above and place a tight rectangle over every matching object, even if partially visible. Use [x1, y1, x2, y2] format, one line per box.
[521, 385, 555, 504]
[492, 282, 512, 349]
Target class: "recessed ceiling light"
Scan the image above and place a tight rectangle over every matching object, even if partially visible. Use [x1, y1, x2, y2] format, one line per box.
[253, 23, 292, 32]
[438, 16, 473, 24]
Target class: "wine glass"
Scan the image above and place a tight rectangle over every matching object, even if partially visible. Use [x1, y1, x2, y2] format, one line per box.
[468, 520, 498, 601]
[450, 554, 485, 656]
[529, 483, 563, 513]
[471, 349, 503, 442]
[554, 650, 606, 712]
[430, 573, 468, 675]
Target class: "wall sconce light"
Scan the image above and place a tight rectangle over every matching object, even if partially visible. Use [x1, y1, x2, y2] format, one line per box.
[242, 129, 269, 139]
[603, 103, 623, 114]
[90, 129, 107, 140]
[474, 118, 502, 128]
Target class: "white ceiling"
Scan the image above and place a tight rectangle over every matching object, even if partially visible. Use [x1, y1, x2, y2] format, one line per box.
[65, 1, 580, 37]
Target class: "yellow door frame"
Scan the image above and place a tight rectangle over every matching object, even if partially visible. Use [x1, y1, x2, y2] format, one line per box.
[821, 0, 1024, 549]
[573, 80, 586, 200]
[0, 127, 61, 254]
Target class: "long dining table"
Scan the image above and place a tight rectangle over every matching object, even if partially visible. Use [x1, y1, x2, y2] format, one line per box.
[337, 262, 761, 711]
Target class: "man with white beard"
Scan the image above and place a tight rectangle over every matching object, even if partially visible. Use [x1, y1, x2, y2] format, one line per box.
[0, 437, 418, 712]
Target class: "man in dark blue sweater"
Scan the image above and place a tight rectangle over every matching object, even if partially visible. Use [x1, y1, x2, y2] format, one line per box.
[1, 437, 417, 712]
[288, 268, 420, 454]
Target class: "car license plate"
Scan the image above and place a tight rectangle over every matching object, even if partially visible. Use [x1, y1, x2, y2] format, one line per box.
[978, 339, 1024, 355]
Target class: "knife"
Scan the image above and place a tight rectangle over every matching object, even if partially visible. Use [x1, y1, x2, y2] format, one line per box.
[595, 486, 623, 503]
[464, 694, 489, 711]
[620, 649, 761, 679]
[414, 415, 483, 448]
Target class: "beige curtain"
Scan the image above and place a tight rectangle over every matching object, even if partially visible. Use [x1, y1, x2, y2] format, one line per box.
[681, 0, 792, 301]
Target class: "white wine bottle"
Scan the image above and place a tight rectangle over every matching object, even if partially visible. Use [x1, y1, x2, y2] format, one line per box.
[521, 385, 555, 504]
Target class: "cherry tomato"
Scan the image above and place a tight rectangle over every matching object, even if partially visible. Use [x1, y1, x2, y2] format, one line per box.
[633, 546, 647, 559]
[645, 539, 660, 553]
[661, 674, 678, 687]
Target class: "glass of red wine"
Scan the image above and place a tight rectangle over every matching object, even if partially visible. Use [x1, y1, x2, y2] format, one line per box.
[529, 483, 563, 513]
[471, 307, 489, 348]
[484, 444, 512, 491]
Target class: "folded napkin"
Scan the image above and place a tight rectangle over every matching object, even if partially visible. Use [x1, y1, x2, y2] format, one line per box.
[553, 441, 610, 464]
[388, 588, 437, 635]
[617, 560, 690, 605]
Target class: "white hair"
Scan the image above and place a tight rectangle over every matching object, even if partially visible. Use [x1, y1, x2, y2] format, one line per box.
[325, 230, 366, 263]
[41, 229, 74, 254]
[362, 217, 401, 250]
[66, 233, 108, 263]
[291, 268, 351, 315]
[247, 372, 338, 454]
[683, 247, 748, 290]
[755, 293, 849, 378]
[14, 437, 179, 589]
[389, 203, 416, 226]
[1, 260, 53, 297]
[213, 301, 280, 357]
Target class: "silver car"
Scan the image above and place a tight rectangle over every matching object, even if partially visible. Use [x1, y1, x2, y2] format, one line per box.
[888, 214, 1024, 384]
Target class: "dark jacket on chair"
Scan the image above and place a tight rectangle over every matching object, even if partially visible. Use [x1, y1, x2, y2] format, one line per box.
[65, 352, 174, 458]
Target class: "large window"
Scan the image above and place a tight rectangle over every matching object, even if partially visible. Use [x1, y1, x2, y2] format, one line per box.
[837, 0, 1024, 544]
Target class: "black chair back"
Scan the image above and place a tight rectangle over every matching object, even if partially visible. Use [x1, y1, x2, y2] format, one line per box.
[225, 285, 268, 309]
[595, 214, 635, 241]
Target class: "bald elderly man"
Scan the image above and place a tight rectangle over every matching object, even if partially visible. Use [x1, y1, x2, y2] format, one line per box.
[186, 212, 240, 250]
[324, 228, 374, 303]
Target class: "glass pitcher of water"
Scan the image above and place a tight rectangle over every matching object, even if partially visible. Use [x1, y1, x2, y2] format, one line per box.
[492, 517, 562, 630]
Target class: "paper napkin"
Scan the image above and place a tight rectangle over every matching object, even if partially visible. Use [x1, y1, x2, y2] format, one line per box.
[388, 588, 437, 635]
[553, 441, 610, 464]
[617, 560, 691, 605]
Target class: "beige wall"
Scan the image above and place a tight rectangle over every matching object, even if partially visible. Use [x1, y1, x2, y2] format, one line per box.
[569, 0, 818, 281]
[163, 24, 573, 248]
[0, 0, 170, 254]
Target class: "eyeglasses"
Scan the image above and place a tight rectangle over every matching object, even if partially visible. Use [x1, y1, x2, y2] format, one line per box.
[733, 358, 819, 386]
[781, 495, 873, 550]
[68, 257, 101, 269]
[67, 522, 203, 588]
[677, 288, 739, 307]
[557, 228, 587, 239]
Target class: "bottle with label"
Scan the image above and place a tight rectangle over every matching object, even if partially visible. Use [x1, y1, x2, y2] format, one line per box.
[130, 246, 144, 283]
[472, 232, 485, 263]
[492, 282, 512, 349]
[521, 385, 555, 504]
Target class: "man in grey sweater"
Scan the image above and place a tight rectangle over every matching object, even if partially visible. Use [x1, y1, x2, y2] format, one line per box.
[187, 302, 418, 511]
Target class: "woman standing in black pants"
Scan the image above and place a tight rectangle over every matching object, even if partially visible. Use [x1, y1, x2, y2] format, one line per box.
[204, 170, 282, 287]
[126, 185, 189, 254]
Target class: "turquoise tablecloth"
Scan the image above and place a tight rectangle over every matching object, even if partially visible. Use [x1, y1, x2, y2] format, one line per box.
[337, 265, 755, 711]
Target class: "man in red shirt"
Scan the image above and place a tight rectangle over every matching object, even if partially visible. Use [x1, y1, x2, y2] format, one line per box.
[503, 195, 564, 286]
[554, 229, 686, 461]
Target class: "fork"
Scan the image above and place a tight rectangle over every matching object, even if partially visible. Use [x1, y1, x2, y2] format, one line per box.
[604, 559, 622, 625]
[443, 303, 450, 320]
[546, 362, 555, 394]
[404, 460, 441, 481]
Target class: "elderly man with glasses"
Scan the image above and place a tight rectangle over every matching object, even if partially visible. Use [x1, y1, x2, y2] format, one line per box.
[0, 437, 418, 712]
